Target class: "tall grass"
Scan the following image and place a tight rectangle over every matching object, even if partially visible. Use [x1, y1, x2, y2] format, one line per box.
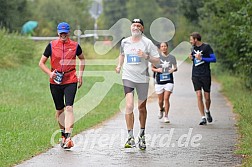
[0, 29, 35, 68]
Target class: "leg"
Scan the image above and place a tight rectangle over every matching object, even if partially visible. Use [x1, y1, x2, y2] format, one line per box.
[138, 99, 147, 150]
[204, 91, 211, 111]
[138, 99, 147, 129]
[196, 90, 205, 117]
[155, 84, 165, 119]
[64, 105, 74, 133]
[136, 82, 149, 130]
[124, 92, 136, 148]
[55, 109, 65, 129]
[164, 91, 172, 117]
[158, 92, 164, 110]
[125, 92, 134, 131]
[50, 84, 65, 129]
[64, 83, 77, 135]
[202, 76, 211, 111]
[63, 83, 77, 149]
[136, 82, 148, 150]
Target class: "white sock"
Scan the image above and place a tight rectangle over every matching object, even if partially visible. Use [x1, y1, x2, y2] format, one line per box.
[205, 110, 210, 113]
[128, 129, 133, 138]
[202, 116, 206, 119]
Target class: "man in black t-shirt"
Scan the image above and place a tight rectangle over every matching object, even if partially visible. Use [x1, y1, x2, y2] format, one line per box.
[189, 32, 216, 125]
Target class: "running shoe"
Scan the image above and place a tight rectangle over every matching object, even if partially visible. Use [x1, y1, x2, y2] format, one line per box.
[63, 138, 74, 149]
[158, 108, 164, 119]
[199, 118, 207, 125]
[164, 116, 170, 123]
[206, 111, 213, 123]
[138, 136, 146, 150]
[124, 137, 136, 148]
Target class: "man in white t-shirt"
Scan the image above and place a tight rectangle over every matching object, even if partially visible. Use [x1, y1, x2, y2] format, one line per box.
[115, 18, 160, 150]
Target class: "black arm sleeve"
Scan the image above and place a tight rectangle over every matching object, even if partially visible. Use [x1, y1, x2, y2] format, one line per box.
[43, 43, 51, 58]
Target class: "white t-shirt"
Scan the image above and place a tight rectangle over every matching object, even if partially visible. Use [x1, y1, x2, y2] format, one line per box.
[120, 36, 159, 83]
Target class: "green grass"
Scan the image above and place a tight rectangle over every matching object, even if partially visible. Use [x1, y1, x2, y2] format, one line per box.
[212, 64, 252, 166]
[0, 29, 35, 68]
[0, 33, 124, 167]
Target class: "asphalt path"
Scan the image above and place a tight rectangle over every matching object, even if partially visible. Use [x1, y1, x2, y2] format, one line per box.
[16, 62, 242, 167]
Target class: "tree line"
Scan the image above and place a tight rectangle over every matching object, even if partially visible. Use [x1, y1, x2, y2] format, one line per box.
[0, 0, 251, 88]
[180, 0, 252, 89]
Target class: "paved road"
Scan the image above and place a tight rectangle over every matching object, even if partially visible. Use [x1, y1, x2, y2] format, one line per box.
[16, 62, 242, 167]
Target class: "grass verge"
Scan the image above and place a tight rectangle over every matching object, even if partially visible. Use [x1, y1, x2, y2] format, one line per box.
[0, 38, 124, 166]
[212, 64, 252, 166]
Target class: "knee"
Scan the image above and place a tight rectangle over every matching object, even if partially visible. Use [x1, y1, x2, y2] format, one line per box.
[55, 109, 64, 118]
[164, 96, 170, 102]
[196, 92, 203, 99]
[138, 104, 147, 114]
[158, 100, 163, 106]
[126, 104, 134, 114]
[205, 98, 211, 103]
[65, 106, 73, 112]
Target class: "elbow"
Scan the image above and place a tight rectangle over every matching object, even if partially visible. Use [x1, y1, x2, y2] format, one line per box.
[210, 54, 216, 63]
[154, 57, 160, 65]
[38, 61, 42, 67]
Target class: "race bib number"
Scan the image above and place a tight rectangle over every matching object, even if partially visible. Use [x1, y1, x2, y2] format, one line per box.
[126, 54, 141, 64]
[194, 58, 205, 66]
[160, 73, 170, 81]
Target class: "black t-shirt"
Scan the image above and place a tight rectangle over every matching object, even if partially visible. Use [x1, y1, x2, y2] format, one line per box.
[43, 43, 82, 57]
[191, 43, 213, 77]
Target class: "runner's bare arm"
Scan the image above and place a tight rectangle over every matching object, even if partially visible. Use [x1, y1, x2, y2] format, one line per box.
[137, 49, 160, 65]
[39, 55, 56, 79]
[115, 54, 124, 73]
[77, 53, 85, 88]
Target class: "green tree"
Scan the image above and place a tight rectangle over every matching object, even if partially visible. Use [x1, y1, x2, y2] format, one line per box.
[126, 0, 162, 40]
[178, 0, 204, 25]
[0, 0, 30, 32]
[102, 0, 127, 29]
[28, 0, 92, 36]
[199, 0, 252, 88]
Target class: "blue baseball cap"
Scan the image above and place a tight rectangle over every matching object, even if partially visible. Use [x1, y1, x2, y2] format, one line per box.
[57, 22, 70, 33]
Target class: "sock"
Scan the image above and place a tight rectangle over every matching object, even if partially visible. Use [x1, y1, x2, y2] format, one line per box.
[205, 109, 210, 113]
[202, 116, 206, 119]
[140, 128, 145, 137]
[65, 128, 73, 138]
[60, 129, 65, 137]
[128, 129, 133, 138]
[65, 133, 71, 139]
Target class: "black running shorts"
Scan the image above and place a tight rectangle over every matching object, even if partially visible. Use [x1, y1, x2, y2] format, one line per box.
[50, 83, 77, 110]
[192, 76, 211, 92]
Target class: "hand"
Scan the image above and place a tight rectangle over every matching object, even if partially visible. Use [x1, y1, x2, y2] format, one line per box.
[137, 49, 145, 58]
[195, 53, 202, 60]
[50, 70, 56, 79]
[157, 68, 163, 73]
[115, 65, 121, 73]
[168, 68, 174, 73]
[189, 54, 193, 60]
[78, 76, 83, 89]
[194, 50, 202, 60]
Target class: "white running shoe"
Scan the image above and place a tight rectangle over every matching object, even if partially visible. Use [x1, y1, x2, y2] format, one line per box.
[164, 116, 170, 123]
[158, 108, 164, 119]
